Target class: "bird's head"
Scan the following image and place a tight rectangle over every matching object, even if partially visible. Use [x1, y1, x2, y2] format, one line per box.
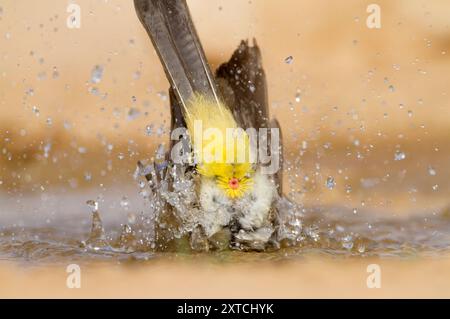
[185, 95, 255, 199]
[198, 162, 253, 199]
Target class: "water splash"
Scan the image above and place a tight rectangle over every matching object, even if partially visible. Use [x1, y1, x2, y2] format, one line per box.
[0, 146, 449, 263]
[1, 201, 449, 264]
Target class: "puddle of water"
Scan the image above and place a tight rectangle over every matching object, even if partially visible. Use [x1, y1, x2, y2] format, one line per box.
[1, 184, 449, 265]
[0, 147, 448, 266]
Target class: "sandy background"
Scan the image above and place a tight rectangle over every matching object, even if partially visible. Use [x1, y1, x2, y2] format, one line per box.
[0, 0, 449, 187]
[1, 257, 450, 298]
[0, 0, 449, 298]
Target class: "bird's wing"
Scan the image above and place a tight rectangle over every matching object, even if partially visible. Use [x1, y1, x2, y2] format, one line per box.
[216, 40, 284, 195]
[216, 40, 269, 130]
[134, 0, 221, 110]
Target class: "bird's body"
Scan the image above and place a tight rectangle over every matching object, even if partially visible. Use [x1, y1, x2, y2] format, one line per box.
[199, 169, 276, 237]
[186, 94, 277, 244]
[134, 0, 282, 250]
[184, 94, 253, 198]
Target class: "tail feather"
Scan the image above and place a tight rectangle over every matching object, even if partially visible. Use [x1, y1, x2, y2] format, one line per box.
[134, 0, 221, 115]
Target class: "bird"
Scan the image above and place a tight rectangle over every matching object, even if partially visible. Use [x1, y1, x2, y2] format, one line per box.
[134, 0, 283, 251]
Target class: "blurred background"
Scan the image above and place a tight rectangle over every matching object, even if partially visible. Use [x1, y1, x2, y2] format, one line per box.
[0, 0, 449, 216]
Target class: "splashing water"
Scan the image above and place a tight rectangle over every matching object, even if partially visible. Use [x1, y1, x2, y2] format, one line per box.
[0, 154, 449, 264]
[1, 141, 450, 264]
[1, 201, 449, 264]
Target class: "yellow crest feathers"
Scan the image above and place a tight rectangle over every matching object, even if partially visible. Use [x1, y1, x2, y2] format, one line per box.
[183, 94, 254, 198]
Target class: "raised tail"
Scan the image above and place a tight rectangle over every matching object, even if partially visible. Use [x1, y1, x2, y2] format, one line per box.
[134, 0, 221, 113]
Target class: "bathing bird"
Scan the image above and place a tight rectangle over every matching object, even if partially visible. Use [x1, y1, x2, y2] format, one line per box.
[134, 0, 282, 250]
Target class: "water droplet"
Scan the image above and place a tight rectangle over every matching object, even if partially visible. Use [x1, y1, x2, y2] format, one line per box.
[112, 107, 121, 118]
[120, 196, 129, 210]
[127, 212, 136, 224]
[145, 124, 154, 136]
[127, 107, 141, 120]
[394, 150, 406, 161]
[86, 200, 99, 213]
[428, 166, 436, 176]
[156, 125, 165, 137]
[63, 120, 72, 130]
[157, 91, 167, 101]
[85, 202, 107, 249]
[326, 176, 336, 189]
[388, 85, 395, 92]
[25, 87, 34, 96]
[248, 82, 256, 93]
[295, 92, 301, 103]
[135, 161, 154, 177]
[90, 65, 103, 84]
[352, 208, 358, 214]
[133, 71, 141, 80]
[138, 180, 146, 188]
[284, 55, 293, 64]
[88, 87, 100, 96]
[432, 184, 439, 191]
[357, 243, 366, 253]
[52, 67, 59, 79]
[418, 69, 427, 75]
[407, 110, 413, 117]
[345, 185, 352, 194]
[32, 106, 40, 116]
[341, 235, 353, 250]
[69, 178, 78, 188]
[156, 144, 166, 160]
[301, 141, 308, 150]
